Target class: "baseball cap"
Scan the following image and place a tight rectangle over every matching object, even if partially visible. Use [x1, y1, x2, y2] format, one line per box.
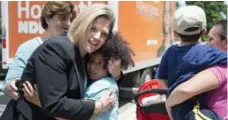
[173, 5, 207, 35]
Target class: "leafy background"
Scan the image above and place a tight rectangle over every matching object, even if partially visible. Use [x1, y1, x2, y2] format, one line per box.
[180, 1, 227, 41]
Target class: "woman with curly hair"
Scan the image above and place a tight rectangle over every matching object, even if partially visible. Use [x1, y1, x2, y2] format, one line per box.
[85, 31, 135, 120]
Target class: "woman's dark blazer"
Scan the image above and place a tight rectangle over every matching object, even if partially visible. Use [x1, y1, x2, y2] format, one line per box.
[0, 35, 95, 120]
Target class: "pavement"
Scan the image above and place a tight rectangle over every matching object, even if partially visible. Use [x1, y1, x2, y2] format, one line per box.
[118, 100, 137, 120]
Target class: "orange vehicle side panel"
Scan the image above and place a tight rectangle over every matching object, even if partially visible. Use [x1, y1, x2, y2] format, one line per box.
[118, 1, 164, 62]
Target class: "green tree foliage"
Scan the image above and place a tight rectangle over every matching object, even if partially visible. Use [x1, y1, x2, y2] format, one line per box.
[186, 1, 227, 32]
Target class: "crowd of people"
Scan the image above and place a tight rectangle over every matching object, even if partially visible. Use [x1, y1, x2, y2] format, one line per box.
[0, 1, 227, 120]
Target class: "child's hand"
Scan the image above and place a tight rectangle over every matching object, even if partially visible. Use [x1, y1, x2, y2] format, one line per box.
[23, 83, 41, 107]
[107, 58, 121, 80]
[22, 81, 34, 97]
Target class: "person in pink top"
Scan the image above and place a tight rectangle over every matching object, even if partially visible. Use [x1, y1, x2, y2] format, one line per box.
[207, 65, 227, 119]
[166, 19, 227, 120]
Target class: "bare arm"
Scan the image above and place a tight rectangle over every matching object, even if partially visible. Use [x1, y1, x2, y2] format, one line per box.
[166, 69, 220, 107]
[165, 103, 173, 120]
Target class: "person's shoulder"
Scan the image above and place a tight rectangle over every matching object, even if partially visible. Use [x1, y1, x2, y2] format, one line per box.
[21, 37, 41, 45]
[99, 77, 117, 84]
[18, 37, 42, 50]
[89, 77, 117, 89]
[97, 77, 118, 88]
[14, 37, 42, 58]
[42, 35, 75, 58]
[160, 45, 176, 60]
[183, 44, 226, 66]
[169, 44, 178, 49]
[193, 44, 218, 51]
[192, 44, 226, 56]
[164, 45, 178, 54]
[175, 44, 216, 55]
[44, 35, 73, 48]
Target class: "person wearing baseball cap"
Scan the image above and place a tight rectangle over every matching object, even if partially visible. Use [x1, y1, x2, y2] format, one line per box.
[155, 5, 226, 120]
[173, 5, 207, 36]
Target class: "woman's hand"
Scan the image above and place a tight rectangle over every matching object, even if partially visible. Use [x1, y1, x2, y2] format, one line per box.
[107, 58, 121, 80]
[95, 90, 115, 114]
[99, 90, 115, 109]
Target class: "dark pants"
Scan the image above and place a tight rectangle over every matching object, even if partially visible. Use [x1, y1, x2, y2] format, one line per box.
[0, 99, 18, 120]
[0, 99, 56, 120]
[186, 108, 223, 120]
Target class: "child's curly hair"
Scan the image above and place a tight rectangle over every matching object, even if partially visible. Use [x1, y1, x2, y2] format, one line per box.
[97, 31, 135, 70]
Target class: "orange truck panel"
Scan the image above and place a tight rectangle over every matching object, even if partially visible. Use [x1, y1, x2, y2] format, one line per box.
[7, 1, 107, 58]
[119, 1, 164, 62]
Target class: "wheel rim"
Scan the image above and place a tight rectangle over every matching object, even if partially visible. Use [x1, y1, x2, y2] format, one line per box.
[144, 74, 151, 82]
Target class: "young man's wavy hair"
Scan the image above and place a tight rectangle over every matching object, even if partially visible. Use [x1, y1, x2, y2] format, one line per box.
[40, 1, 77, 30]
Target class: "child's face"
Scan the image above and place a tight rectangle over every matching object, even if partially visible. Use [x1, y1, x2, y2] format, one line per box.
[87, 52, 109, 80]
